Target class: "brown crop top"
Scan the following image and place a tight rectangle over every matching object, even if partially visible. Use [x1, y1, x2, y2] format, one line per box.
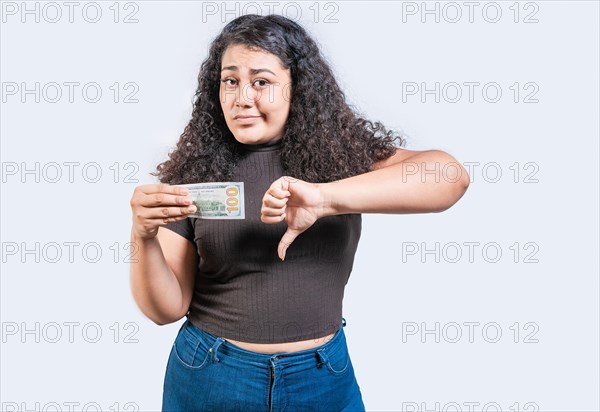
[162, 138, 362, 343]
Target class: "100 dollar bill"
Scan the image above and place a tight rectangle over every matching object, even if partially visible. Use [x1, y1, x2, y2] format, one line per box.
[178, 182, 245, 219]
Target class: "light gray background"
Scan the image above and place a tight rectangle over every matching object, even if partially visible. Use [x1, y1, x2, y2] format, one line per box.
[1, 1, 598, 411]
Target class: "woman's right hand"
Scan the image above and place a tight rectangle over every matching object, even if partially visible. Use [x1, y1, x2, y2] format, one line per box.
[130, 183, 197, 240]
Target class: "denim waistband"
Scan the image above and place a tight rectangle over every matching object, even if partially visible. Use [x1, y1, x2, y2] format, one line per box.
[180, 317, 347, 367]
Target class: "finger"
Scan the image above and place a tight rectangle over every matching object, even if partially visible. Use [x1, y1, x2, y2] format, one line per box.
[267, 185, 291, 199]
[261, 205, 285, 217]
[139, 193, 194, 207]
[278, 228, 298, 261]
[262, 194, 288, 208]
[144, 205, 197, 219]
[137, 214, 191, 227]
[139, 183, 190, 196]
[261, 213, 286, 224]
[283, 176, 299, 184]
[159, 215, 191, 224]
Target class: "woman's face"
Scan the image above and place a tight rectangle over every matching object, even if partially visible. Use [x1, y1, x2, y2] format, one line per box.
[219, 44, 292, 145]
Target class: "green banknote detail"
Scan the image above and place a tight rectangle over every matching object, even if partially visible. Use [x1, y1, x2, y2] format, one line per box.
[177, 182, 245, 219]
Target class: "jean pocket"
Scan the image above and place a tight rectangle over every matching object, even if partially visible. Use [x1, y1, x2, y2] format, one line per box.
[172, 326, 211, 370]
[323, 344, 351, 376]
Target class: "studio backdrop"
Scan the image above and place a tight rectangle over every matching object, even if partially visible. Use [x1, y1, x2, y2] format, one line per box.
[1, 1, 599, 411]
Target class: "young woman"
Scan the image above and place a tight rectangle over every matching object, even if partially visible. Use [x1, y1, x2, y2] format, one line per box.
[129, 14, 469, 411]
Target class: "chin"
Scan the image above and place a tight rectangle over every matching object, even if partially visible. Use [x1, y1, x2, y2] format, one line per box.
[233, 130, 266, 143]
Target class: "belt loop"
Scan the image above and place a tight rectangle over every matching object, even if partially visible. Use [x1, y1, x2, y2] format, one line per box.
[209, 337, 224, 363]
[316, 349, 328, 368]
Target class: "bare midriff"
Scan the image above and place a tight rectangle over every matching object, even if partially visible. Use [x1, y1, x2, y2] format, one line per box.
[223, 332, 336, 354]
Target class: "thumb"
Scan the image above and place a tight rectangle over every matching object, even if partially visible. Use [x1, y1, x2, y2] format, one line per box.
[278, 228, 299, 261]
[280, 176, 290, 192]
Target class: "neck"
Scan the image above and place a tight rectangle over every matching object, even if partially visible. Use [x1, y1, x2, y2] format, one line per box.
[236, 138, 283, 152]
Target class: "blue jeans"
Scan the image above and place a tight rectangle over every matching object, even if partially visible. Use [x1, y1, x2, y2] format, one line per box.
[162, 317, 366, 411]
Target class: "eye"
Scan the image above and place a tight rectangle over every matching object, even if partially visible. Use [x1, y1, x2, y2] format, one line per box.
[221, 78, 237, 87]
[254, 79, 269, 88]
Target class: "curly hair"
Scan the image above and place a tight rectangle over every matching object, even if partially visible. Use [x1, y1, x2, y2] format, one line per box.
[153, 14, 406, 185]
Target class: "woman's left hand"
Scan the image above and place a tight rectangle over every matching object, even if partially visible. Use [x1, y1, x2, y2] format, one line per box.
[261, 176, 325, 261]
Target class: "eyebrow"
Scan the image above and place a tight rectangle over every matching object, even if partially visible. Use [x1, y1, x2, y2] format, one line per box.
[221, 66, 277, 76]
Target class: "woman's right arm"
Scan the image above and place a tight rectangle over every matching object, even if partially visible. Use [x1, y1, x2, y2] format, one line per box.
[129, 184, 199, 325]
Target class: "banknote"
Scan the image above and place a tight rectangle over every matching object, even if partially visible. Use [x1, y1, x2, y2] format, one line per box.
[177, 182, 245, 219]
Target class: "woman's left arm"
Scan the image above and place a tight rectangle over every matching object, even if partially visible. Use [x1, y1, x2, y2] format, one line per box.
[262, 148, 470, 260]
[318, 149, 470, 217]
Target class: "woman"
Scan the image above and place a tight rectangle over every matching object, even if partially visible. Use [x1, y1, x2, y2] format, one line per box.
[129, 14, 469, 411]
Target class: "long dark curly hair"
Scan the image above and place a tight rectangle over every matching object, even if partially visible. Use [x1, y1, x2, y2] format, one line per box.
[153, 14, 405, 185]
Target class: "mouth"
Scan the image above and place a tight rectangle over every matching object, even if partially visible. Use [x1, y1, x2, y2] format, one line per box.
[234, 115, 263, 124]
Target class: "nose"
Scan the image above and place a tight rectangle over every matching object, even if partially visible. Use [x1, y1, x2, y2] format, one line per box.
[235, 82, 259, 107]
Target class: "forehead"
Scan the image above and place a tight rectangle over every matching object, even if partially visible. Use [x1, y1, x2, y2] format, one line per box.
[221, 44, 287, 72]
